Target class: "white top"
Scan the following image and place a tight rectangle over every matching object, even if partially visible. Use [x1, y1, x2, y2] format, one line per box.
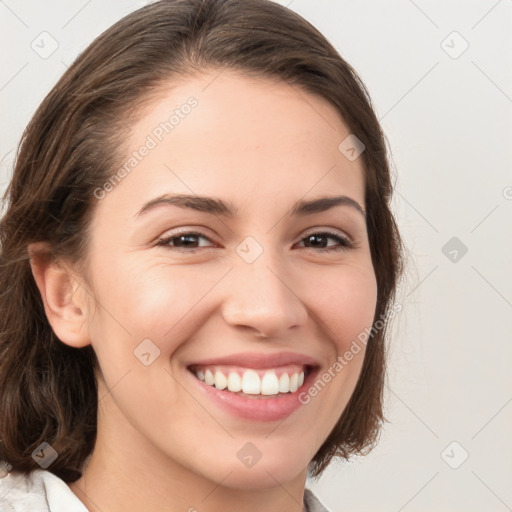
[0, 469, 88, 512]
[0, 469, 330, 512]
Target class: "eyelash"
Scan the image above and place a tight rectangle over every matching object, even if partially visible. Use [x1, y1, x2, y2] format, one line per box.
[155, 229, 355, 253]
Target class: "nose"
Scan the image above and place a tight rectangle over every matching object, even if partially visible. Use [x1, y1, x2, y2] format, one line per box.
[220, 253, 308, 339]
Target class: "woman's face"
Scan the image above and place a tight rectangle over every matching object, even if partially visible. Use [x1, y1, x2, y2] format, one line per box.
[79, 69, 377, 488]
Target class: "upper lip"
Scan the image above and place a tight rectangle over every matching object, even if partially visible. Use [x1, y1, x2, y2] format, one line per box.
[187, 351, 320, 369]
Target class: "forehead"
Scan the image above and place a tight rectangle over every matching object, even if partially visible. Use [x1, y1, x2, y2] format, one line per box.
[96, 69, 366, 220]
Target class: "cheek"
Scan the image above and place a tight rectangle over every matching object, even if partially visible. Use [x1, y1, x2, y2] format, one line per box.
[307, 263, 378, 352]
[291, 264, 377, 444]
[90, 258, 220, 344]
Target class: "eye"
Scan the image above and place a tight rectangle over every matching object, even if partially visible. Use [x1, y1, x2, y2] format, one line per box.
[295, 230, 354, 252]
[156, 231, 214, 252]
[156, 229, 354, 253]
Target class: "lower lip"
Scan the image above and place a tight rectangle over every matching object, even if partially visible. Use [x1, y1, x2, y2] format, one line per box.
[186, 367, 319, 422]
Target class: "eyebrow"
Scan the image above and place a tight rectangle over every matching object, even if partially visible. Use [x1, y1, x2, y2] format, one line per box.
[135, 193, 366, 219]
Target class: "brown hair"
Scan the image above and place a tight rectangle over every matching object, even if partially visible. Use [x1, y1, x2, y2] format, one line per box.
[0, 0, 404, 483]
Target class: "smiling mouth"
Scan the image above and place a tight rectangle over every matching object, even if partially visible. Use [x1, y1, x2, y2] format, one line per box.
[187, 364, 314, 398]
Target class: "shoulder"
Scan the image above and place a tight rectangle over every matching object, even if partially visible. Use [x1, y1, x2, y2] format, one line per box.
[304, 487, 331, 512]
[0, 468, 88, 512]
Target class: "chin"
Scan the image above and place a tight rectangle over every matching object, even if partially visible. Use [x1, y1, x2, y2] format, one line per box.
[199, 447, 311, 490]
[221, 465, 307, 491]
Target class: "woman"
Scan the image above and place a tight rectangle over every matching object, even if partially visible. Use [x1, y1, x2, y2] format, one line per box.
[0, 0, 404, 510]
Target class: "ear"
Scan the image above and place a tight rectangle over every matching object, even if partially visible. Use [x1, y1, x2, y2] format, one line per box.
[28, 242, 91, 348]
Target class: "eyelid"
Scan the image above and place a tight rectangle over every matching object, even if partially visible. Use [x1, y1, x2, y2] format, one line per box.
[157, 226, 217, 241]
[156, 228, 218, 247]
[300, 227, 353, 244]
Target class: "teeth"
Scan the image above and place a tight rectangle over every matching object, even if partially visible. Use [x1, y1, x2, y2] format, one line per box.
[204, 369, 215, 386]
[194, 367, 306, 396]
[227, 372, 242, 392]
[242, 369, 261, 394]
[214, 370, 227, 390]
[261, 372, 279, 395]
[289, 373, 299, 392]
[278, 373, 290, 393]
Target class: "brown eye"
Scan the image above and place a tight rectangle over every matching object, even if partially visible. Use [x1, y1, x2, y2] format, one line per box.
[297, 231, 354, 251]
[156, 232, 214, 251]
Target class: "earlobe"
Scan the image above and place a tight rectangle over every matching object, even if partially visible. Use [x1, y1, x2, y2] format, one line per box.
[28, 242, 91, 348]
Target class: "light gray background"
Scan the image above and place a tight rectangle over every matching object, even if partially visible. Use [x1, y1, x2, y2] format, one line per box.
[1, 1, 511, 511]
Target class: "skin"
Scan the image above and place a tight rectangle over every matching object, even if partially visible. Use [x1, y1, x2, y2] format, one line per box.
[29, 68, 378, 512]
